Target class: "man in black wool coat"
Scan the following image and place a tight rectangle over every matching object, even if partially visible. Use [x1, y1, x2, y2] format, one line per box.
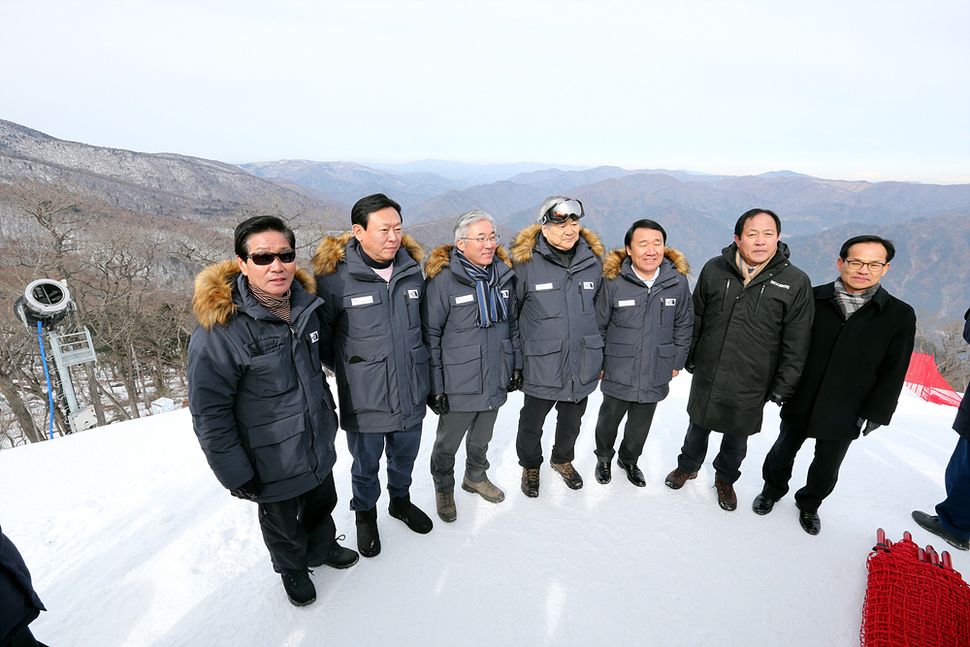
[752, 234, 916, 536]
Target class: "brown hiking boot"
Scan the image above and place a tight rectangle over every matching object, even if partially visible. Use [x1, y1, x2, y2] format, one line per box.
[462, 476, 505, 503]
[714, 475, 737, 511]
[664, 467, 698, 490]
[550, 461, 584, 490]
[521, 467, 540, 498]
[435, 490, 457, 523]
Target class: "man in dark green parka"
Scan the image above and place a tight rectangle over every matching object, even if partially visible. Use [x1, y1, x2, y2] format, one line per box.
[665, 209, 814, 512]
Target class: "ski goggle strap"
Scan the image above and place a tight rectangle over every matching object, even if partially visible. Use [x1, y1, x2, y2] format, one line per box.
[542, 198, 584, 224]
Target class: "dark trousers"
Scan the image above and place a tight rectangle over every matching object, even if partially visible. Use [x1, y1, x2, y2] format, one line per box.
[346, 425, 422, 511]
[431, 410, 498, 492]
[257, 473, 338, 573]
[594, 395, 657, 464]
[677, 422, 749, 484]
[761, 420, 853, 514]
[937, 436, 970, 540]
[516, 395, 588, 468]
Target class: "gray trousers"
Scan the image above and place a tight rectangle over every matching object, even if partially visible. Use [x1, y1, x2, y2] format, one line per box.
[431, 410, 499, 492]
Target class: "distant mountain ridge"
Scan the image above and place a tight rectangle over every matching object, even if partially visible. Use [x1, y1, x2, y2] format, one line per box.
[1, 117, 967, 319]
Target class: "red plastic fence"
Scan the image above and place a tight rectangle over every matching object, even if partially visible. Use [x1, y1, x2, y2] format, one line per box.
[904, 352, 962, 407]
[861, 529, 970, 646]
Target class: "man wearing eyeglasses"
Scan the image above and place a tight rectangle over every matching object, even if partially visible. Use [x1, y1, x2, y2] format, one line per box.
[511, 196, 604, 497]
[422, 210, 521, 522]
[313, 194, 434, 559]
[187, 215, 356, 607]
[752, 235, 916, 535]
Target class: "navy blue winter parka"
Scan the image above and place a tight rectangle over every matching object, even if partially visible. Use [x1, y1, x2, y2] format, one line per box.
[422, 244, 521, 412]
[510, 224, 605, 403]
[312, 234, 431, 434]
[596, 247, 694, 404]
[187, 262, 339, 504]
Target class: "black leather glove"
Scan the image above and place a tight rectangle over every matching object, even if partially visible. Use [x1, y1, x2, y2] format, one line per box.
[230, 476, 260, 501]
[768, 392, 787, 406]
[858, 418, 881, 437]
[427, 393, 449, 415]
[508, 369, 523, 392]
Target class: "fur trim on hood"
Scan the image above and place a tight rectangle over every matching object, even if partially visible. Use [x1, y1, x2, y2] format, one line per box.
[510, 223, 605, 264]
[603, 247, 690, 280]
[192, 259, 317, 330]
[424, 244, 512, 280]
[311, 232, 425, 277]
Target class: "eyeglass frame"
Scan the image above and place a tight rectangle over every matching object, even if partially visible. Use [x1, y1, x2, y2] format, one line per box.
[844, 259, 887, 271]
[459, 234, 501, 245]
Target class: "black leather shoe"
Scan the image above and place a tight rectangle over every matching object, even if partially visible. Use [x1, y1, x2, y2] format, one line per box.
[355, 507, 381, 558]
[595, 460, 611, 484]
[752, 494, 775, 515]
[616, 459, 646, 487]
[388, 495, 433, 534]
[798, 509, 821, 535]
[912, 510, 970, 550]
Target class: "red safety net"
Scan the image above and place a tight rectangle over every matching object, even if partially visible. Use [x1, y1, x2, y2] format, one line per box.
[904, 352, 962, 407]
[861, 529, 970, 646]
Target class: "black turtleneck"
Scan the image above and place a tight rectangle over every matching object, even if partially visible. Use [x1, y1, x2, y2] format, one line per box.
[358, 244, 394, 269]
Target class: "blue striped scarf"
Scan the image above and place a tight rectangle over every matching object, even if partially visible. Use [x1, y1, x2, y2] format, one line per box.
[456, 250, 508, 328]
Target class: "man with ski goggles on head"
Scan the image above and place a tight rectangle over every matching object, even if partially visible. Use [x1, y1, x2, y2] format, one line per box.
[510, 197, 605, 498]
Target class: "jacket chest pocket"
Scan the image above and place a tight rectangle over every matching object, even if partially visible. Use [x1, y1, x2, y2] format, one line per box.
[450, 293, 480, 329]
[611, 299, 642, 329]
[527, 282, 563, 319]
[249, 344, 297, 397]
[343, 291, 384, 338]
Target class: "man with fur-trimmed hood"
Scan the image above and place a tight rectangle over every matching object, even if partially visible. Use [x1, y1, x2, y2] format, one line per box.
[422, 209, 522, 523]
[593, 220, 694, 488]
[312, 194, 434, 559]
[511, 196, 605, 497]
[187, 216, 357, 608]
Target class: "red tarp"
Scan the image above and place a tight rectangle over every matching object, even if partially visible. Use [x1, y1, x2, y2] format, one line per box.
[904, 352, 962, 407]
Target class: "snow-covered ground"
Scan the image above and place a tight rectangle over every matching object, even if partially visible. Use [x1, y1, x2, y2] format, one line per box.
[1, 376, 966, 647]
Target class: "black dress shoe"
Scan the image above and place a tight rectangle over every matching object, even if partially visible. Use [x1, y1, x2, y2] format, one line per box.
[752, 494, 775, 515]
[595, 460, 611, 484]
[798, 509, 821, 535]
[912, 510, 970, 550]
[616, 459, 646, 487]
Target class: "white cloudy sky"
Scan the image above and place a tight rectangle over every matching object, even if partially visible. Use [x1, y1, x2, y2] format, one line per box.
[3, 0, 968, 182]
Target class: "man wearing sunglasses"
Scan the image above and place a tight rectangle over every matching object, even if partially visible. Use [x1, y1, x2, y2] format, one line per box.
[187, 215, 356, 607]
[313, 194, 434, 558]
[753, 235, 915, 535]
[511, 196, 605, 497]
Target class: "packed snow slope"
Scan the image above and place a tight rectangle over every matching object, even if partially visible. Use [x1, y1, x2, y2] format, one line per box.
[1, 376, 966, 647]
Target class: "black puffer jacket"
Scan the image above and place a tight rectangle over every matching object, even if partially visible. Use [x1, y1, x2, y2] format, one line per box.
[187, 262, 338, 503]
[510, 224, 605, 402]
[1, 526, 45, 646]
[686, 241, 814, 435]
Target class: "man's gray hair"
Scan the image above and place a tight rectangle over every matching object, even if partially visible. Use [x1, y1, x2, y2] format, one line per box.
[454, 209, 496, 243]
